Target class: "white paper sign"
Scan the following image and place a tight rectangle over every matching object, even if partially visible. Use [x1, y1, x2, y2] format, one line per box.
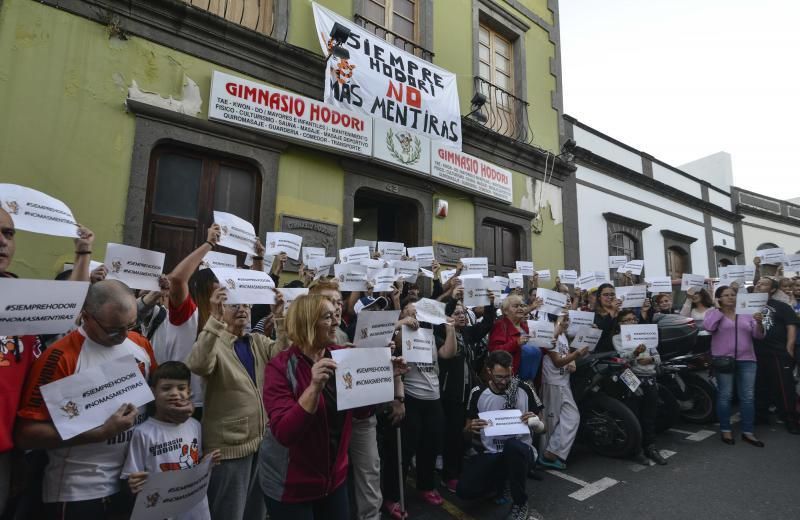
[407, 246, 435, 267]
[354, 239, 376, 256]
[515, 261, 534, 277]
[210, 268, 275, 304]
[744, 266, 756, 282]
[526, 320, 555, 343]
[419, 267, 434, 279]
[277, 288, 309, 309]
[0, 184, 79, 237]
[783, 254, 800, 272]
[757, 247, 786, 265]
[621, 324, 659, 349]
[391, 260, 420, 283]
[200, 251, 237, 270]
[371, 268, 398, 293]
[332, 347, 394, 410]
[414, 298, 448, 325]
[461, 257, 489, 277]
[353, 310, 400, 348]
[339, 246, 371, 264]
[213, 211, 257, 254]
[493, 276, 510, 292]
[41, 355, 154, 440]
[536, 269, 551, 281]
[0, 279, 89, 336]
[646, 276, 672, 293]
[718, 265, 746, 286]
[402, 326, 435, 364]
[536, 288, 568, 314]
[508, 272, 524, 289]
[681, 273, 706, 291]
[608, 256, 628, 269]
[557, 270, 578, 285]
[618, 260, 644, 276]
[264, 232, 302, 261]
[462, 278, 492, 307]
[578, 273, 605, 290]
[440, 269, 457, 285]
[377, 242, 406, 261]
[308, 256, 336, 279]
[479, 409, 529, 437]
[570, 326, 603, 351]
[302, 247, 327, 265]
[568, 310, 595, 336]
[104, 243, 165, 291]
[131, 457, 213, 520]
[334, 263, 369, 292]
[616, 285, 647, 308]
[736, 292, 769, 315]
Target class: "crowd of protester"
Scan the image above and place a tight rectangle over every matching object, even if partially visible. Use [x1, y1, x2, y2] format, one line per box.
[1, 205, 799, 520]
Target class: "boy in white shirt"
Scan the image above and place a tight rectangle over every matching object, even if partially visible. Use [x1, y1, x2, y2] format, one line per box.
[122, 361, 220, 519]
[539, 313, 587, 470]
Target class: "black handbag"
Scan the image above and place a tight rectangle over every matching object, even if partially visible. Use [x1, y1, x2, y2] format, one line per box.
[712, 315, 737, 374]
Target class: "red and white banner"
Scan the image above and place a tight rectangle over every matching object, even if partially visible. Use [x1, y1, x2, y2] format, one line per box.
[208, 71, 372, 156]
[431, 145, 513, 203]
[312, 3, 462, 149]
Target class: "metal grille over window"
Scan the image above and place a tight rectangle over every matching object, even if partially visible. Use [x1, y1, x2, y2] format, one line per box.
[182, 0, 274, 35]
[355, 0, 434, 61]
[472, 25, 534, 144]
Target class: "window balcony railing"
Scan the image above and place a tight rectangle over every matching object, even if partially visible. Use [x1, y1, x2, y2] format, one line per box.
[471, 76, 535, 145]
[353, 14, 434, 62]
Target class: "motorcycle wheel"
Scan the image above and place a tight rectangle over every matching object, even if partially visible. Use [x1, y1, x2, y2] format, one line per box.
[581, 394, 642, 458]
[679, 374, 717, 424]
[656, 383, 681, 433]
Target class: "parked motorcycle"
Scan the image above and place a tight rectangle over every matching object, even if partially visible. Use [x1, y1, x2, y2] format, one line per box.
[651, 313, 716, 423]
[658, 351, 716, 424]
[571, 352, 642, 458]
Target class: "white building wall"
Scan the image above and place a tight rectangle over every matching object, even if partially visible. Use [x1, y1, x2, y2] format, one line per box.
[712, 230, 736, 249]
[651, 163, 702, 199]
[741, 220, 800, 261]
[710, 217, 734, 234]
[573, 126, 643, 174]
[576, 181, 710, 278]
[576, 166, 704, 222]
[708, 189, 732, 211]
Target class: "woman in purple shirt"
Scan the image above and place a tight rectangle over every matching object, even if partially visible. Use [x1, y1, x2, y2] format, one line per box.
[704, 286, 765, 447]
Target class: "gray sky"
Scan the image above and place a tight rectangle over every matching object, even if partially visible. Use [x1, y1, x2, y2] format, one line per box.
[559, 0, 800, 200]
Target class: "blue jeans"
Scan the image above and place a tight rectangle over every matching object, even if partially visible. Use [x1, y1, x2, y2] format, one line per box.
[716, 360, 756, 434]
[520, 344, 543, 380]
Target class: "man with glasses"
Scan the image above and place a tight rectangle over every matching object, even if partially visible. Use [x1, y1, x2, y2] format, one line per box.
[15, 280, 160, 519]
[457, 351, 543, 520]
[0, 207, 96, 517]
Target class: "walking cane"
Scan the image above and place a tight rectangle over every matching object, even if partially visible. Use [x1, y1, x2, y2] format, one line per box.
[396, 427, 406, 517]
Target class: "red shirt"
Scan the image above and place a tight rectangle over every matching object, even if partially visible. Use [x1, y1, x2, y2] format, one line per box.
[488, 316, 529, 374]
[0, 270, 42, 453]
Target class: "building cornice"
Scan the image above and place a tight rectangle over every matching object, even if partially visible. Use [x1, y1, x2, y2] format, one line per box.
[575, 148, 742, 223]
[660, 229, 698, 244]
[603, 212, 651, 230]
[736, 203, 800, 227]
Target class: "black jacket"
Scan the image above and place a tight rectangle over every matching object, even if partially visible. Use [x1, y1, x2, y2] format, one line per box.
[437, 304, 496, 403]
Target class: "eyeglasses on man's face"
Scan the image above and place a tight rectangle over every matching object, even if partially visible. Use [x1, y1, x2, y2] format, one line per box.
[88, 314, 137, 340]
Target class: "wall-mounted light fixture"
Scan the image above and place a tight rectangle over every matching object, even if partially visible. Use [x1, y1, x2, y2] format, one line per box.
[352, 217, 362, 223]
[466, 92, 488, 124]
[328, 22, 352, 60]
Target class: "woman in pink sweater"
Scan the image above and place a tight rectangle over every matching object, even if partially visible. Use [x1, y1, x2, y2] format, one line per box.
[703, 286, 764, 447]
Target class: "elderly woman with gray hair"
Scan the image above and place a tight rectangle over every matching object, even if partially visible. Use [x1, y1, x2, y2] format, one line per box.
[489, 294, 542, 380]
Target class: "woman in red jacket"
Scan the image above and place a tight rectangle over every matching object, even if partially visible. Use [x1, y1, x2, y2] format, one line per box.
[258, 294, 353, 519]
[489, 294, 537, 376]
[258, 294, 402, 519]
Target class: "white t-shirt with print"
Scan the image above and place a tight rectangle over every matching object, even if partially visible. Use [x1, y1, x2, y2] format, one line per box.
[37, 331, 155, 503]
[122, 417, 210, 520]
[541, 334, 571, 386]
